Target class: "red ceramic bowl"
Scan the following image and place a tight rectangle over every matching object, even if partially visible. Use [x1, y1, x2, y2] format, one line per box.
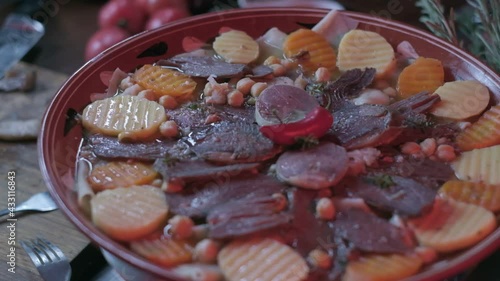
[39, 7, 500, 281]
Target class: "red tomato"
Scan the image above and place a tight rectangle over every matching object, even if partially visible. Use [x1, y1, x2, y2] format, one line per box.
[85, 27, 130, 61]
[143, 0, 188, 15]
[145, 7, 190, 30]
[99, 0, 146, 34]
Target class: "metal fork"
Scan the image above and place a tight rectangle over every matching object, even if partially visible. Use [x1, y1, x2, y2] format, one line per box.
[21, 237, 72, 281]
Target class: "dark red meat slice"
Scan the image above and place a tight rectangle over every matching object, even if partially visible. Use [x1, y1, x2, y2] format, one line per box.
[207, 195, 292, 239]
[158, 55, 250, 78]
[87, 134, 180, 160]
[276, 142, 348, 189]
[388, 91, 440, 114]
[186, 121, 281, 163]
[371, 156, 454, 189]
[153, 158, 260, 184]
[338, 175, 437, 216]
[166, 102, 213, 129]
[320, 68, 376, 109]
[165, 174, 287, 217]
[329, 103, 402, 150]
[333, 208, 414, 254]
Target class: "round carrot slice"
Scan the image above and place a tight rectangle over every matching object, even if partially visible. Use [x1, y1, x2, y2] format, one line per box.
[91, 185, 168, 241]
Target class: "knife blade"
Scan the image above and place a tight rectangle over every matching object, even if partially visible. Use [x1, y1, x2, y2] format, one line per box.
[0, 13, 44, 79]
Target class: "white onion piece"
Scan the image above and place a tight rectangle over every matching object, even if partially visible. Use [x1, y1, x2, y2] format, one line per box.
[397, 41, 419, 60]
[106, 68, 128, 96]
[255, 85, 319, 126]
[312, 9, 359, 46]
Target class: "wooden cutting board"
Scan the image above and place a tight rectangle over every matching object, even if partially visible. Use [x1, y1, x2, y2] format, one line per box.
[0, 62, 69, 140]
[0, 63, 90, 281]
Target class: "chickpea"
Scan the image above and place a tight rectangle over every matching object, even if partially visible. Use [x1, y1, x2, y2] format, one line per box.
[382, 86, 397, 97]
[250, 82, 268, 97]
[159, 120, 179, 138]
[204, 114, 221, 125]
[205, 90, 227, 105]
[272, 193, 288, 212]
[159, 95, 178, 109]
[263, 55, 281, 66]
[316, 198, 335, 220]
[436, 144, 456, 162]
[314, 67, 331, 82]
[236, 77, 255, 95]
[194, 239, 219, 263]
[280, 58, 298, 70]
[168, 215, 194, 239]
[401, 142, 421, 156]
[227, 90, 244, 107]
[294, 74, 308, 90]
[269, 63, 287, 76]
[137, 89, 156, 101]
[308, 249, 332, 269]
[420, 138, 437, 157]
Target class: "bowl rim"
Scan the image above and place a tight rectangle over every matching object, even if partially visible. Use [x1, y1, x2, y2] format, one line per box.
[39, 7, 500, 281]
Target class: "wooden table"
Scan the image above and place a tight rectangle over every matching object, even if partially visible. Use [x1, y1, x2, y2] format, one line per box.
[0, 65, 90, 281]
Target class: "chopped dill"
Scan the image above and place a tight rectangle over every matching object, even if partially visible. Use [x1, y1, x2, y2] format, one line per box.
[364, 174, 395, 189]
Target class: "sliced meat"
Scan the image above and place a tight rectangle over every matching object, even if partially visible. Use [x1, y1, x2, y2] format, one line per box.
[166, 102, 213, 129]
[333, 208, 413, 254]
[87, 134, 180, 160]
[321, 68, 376, 109]
[249, 65, 274, 78]
[338, 175, 436, 216]
[276, 142, 348, 189]
[372, 156, 454, 189]
[158, 55, 250, 78]
[207, 195, 292, 239]
[186, 121, 281, 163]
[284, 189, 334, 256]
[388, 91, 440, 114]
[153, 158, 260, 184]
[165, 174, 287, 217]
[391, 122, 460, 145]
[212, 104, 255, 123]
[329, 103, 402, 150]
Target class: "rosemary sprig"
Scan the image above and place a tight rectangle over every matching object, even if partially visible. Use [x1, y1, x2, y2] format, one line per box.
[415, 0, 459, 45]
[416, 0, 500, 72]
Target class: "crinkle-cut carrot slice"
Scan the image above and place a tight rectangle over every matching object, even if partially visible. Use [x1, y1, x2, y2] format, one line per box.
[337, 29, 395, 78]
[439, 180, 500, 212]
[213, 29, 260, 64]
[88, 161, 158, 192]
[90, 185, 168, 241]
[133, 64, 197, 98]
[283, 28, 337, 74]
[430, 80, 490, 120]
[218, 237, 308, 281]
[342, 254, 422, 281]
[82, 95, 166, 141]
[408, 197, 496, 253]
[397, 57, 444, 98]
[452, 144, 500, 185]
[130, 236, 193, 267]
[456, 104, 500, 151]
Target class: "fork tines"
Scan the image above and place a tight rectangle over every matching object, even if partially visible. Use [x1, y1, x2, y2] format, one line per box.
[21, 237, 66, 266]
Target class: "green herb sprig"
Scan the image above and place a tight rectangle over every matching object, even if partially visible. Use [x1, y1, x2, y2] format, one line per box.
[416, 0, 500, 72]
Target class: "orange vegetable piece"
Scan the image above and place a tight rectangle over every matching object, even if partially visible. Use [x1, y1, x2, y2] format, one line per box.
[90, 185, 168, 241]
[88, 161, 158, 192]
[439, 180, 500, 212]
[283, 28, 337, 74]
[130, 235, 193, 267]
[342, 254, 423, 281]
[133, 64, 197, 99]
[456, 104, 500, 151]
[397, 57, 444, 98]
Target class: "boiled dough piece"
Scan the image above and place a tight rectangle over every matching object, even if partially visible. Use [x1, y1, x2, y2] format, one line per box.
[408, 197, 496, 253]
[337, 29, 395, 78]
[430, 80, 490, 120]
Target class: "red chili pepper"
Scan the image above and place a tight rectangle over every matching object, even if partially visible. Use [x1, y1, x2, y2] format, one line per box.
[259, 106, 334, 145]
